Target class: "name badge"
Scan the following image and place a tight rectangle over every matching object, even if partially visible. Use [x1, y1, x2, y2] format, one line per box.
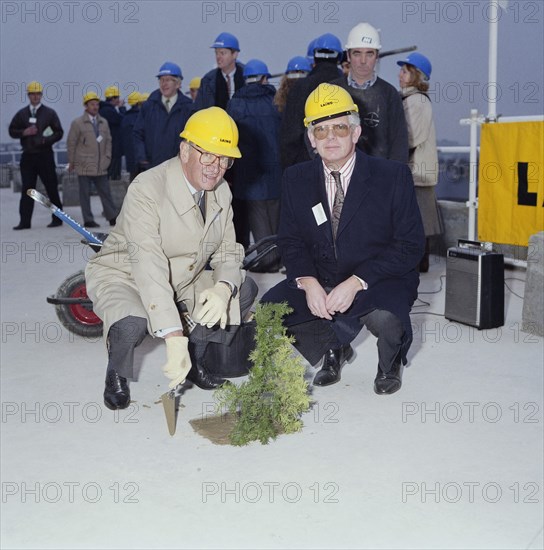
[96, 135, 103, 143]
[312, 203, 327, 226]
[29, 117, 37, 124]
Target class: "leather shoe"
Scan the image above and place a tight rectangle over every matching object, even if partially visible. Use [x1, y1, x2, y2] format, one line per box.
[374, 360, 402, 395]
[104, 369, 130, 410]
[47, 219, 62, 227]
[186, 359, 228, 390]
[85, 221, 100, 228]
[13, 224, 31, 230]
[313, 345, 354, 386]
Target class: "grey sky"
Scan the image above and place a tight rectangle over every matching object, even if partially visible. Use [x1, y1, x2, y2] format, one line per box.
[1, 0, 543, 144]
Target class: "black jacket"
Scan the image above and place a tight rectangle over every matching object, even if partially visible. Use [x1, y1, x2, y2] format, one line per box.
[9, 104, 63, 154]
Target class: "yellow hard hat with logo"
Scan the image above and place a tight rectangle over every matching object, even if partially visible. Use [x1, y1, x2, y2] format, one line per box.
[27, 81, 43, 93]
[180, 107, 241, 158]
[105, 85, 120, 99]
[127, 91, 142, 105]
[189, 77, 201, 90]
[303, 83, 358, 127]
[83, 91, 100, 105]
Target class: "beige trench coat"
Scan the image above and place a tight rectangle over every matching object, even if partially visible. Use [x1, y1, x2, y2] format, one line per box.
[401, 87, 439, 187]
[67, 113, 112, 176]
[85, 156, 245, 341]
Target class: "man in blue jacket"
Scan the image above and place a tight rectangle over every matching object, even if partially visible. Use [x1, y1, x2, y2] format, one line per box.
[133, 62, 193, 170]
[193, 32, 245, 111]
[262, 84, 425, 395]
[227, 59, 282, 271]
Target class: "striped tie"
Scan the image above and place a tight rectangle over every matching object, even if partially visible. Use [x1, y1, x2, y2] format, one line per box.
[331, 171, 344, 239]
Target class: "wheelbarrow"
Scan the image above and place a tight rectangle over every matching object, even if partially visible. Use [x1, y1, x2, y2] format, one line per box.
[27, 190, 278, 339]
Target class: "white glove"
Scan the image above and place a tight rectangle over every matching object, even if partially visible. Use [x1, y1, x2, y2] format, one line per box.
[161, 336, 192, 389]
[193, 283, 232, 329]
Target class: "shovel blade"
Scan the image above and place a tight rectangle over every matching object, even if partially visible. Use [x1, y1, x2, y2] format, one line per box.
[161, 391, 177, 436]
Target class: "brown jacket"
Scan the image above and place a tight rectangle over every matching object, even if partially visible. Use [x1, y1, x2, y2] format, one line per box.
[67, 113, 111, 176]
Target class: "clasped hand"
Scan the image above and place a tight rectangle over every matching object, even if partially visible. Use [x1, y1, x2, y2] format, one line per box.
[302, 277, 361, 320]
[193, 282, 231, 329]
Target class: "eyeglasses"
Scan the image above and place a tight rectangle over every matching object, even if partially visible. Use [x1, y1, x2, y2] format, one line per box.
[189, 142, 234, 170]
[312, 123, 351, 140]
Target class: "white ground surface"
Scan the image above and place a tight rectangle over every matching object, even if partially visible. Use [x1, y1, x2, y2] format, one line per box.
[1, 187, 543, 550]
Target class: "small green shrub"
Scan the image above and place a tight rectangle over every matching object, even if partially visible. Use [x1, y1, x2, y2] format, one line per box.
[214, 302, 310, 446]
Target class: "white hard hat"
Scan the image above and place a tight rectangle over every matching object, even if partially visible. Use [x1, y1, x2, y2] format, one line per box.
[345, 22, 382, 50]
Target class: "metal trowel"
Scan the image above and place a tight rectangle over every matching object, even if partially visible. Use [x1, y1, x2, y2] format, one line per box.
[161, 387, 179, 436]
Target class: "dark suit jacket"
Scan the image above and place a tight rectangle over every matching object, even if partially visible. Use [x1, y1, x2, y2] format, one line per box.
[262, 150, 425, 354]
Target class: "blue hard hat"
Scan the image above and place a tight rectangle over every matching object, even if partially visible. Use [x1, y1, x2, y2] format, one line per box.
[313, 33, 343, 56]
[286, 56, 312, 73]
[243, 59, 271, 79]
[211, 32, 240, 51]
[397, 52, 432, 80]
[156, 61, 183, 79]
[306, 38, 318, 57]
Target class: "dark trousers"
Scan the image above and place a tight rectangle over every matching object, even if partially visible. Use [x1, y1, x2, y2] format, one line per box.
[106, 277, 258, 379]
[78, 175, 118, 224]
[19, 151, 62, 226]
[232, 197, 250, 248]
[289, 309, 404, 373]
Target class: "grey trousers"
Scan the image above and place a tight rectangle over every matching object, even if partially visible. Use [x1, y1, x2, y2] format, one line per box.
[106, 276, 258, 379]
[78, 175, 118, 224]
[288, 309, 404, 373]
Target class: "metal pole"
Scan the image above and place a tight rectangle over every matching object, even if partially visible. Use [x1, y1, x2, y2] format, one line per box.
[467, 109, 479, 241]
[488, 0, 499, 121]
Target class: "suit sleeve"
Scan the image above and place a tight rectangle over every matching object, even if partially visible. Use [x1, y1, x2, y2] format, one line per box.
[388, 91, 409, 163]
[277, 168, 320, 282]
[355, 164, 424, 286]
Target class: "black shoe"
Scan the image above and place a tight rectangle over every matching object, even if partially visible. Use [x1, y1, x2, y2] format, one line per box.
[313, 345, 354, 386]
[85, 221, 100, 228]
[104, 370, 130, 410]
[109, 217, 117, 226]
[47, 219, 62, 227]
[186, 359, 228, 390]
[13, 224, 31, 230]
[374, 360, 402, 395]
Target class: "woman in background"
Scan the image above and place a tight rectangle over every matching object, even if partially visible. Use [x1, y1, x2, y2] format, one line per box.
[398, 52, 442, 272]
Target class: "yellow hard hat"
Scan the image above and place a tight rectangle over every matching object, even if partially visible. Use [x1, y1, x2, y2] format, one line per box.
[127, 91, 142, 105]
[140, 92, 150, 101]
[180, 107, 241, 158]
[27, 81, 43, 94]
[83, 91, 100, 105]
[189, 77, 201, 90]
[303, 83, 358, 127]
[104, 85, 120, 99]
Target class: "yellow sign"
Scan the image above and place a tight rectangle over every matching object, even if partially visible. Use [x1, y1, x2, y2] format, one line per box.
[478, 121, 544, 246]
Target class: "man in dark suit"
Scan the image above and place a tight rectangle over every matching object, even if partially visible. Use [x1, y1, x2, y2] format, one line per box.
[9, 81, 64, 230]
[262, 84, 425, 395]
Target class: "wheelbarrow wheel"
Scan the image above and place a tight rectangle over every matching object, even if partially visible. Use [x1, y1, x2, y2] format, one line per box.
[55, 270, 103, 338]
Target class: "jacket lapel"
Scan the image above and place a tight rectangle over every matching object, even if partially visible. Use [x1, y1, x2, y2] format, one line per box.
[336, 151, 372, 240]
